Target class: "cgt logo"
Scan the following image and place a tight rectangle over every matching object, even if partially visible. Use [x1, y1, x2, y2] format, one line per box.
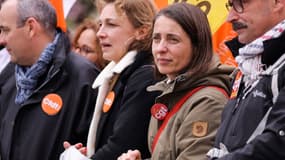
[151, 103, 169, 120]
[41, 94, 63, 116]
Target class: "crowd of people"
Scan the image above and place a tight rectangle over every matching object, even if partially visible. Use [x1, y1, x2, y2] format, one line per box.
[0, 0, 285, 160]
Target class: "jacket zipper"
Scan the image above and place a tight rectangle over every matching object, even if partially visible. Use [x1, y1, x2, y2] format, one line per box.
[26, 66, 61, 101]
[230, 96, 243, 136]
[232, 97, 241, 114]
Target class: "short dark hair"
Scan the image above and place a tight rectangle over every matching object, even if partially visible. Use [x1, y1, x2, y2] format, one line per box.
[154, 2, 213, 78]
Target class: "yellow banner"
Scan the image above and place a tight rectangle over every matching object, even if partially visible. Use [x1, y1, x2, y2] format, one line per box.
[167, 0, 237, 66]
[168, 0, 228, 34]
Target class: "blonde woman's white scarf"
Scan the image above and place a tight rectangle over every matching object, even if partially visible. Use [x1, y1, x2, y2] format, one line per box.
[59, 51, 138, 160]
[86, 50, 138, 157]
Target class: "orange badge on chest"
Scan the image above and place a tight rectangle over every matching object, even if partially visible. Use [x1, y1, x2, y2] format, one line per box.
[41, 93, 63, 115]
[103, 91, 115, 113]
[192, 121, 208, 137]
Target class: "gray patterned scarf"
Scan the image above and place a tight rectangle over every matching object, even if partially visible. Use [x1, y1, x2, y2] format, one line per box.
[15, 33, 60, 105]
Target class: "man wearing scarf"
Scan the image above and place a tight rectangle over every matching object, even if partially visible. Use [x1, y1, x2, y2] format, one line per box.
[0, 0, 99, 159]
[207, 0, 285, 159]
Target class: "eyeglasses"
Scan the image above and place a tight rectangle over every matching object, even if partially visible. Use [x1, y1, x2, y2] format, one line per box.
[225, 0, 244, 13]
[74, 45, 96, 55]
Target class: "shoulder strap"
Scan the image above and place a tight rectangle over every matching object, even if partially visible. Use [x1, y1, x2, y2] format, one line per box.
[247, 53, 285, 143]
[151, 86, 228, 152]
[262, 53, 285, 102]
[271, 54, 285, 103]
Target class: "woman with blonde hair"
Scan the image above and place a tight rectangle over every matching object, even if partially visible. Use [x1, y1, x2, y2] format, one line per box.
[60, 0, 158, 159]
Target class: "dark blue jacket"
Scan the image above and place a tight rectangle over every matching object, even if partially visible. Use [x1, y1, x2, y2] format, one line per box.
[0, 32, 99, 160]
[213, 33, 285, 160]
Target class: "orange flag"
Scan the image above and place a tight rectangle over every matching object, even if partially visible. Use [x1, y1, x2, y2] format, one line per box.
[49, 0, 66, 32]
[154, 0, 168, 9]
[213, 22, 237, 66]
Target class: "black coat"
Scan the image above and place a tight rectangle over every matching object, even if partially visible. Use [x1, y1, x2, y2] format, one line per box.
[0, 32, 99, 160]
[214, 33, 285, 159]
[92, 51, 159, 160]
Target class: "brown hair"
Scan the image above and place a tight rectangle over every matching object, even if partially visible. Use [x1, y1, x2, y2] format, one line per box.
[95, 0, 157, 52]
[154, 2, 213, 78]
[72, 19, 107, 70]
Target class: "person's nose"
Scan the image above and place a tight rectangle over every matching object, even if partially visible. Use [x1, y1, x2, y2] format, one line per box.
[226, 8, 239, 23]
[155, 40, 168, 53]
[96, 26, 107, 40]
[0, 34, 6, 46]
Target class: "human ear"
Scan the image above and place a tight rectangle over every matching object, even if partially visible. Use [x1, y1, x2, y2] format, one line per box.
[273, 0, 285, 12]
[25, 17, 38, 37]
[135, 25, 149, 40]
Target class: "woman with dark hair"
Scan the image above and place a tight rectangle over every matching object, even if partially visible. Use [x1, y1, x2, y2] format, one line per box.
[118, 2, 234, 160]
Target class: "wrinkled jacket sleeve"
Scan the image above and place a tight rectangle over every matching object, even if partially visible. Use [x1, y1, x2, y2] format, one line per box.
[176, 88, 228, 160]
[92, 66, 157, 160]
[66, 64, 99, 145]
[217, 86, 285, 160]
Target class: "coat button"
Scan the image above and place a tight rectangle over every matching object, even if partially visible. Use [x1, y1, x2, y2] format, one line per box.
[279, 130, 285, 136]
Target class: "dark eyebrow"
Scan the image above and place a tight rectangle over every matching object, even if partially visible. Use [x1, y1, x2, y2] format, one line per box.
[0, 26, 9, 29]
[0, 26, 4, 34]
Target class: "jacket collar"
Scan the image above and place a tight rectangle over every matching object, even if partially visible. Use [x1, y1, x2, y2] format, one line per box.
[147, 55, 233, 97]
[147, 73, 190, 96]
[47, 30, 70, 77]
[92, 50, 137, 88]
[226, 32, 285, 66]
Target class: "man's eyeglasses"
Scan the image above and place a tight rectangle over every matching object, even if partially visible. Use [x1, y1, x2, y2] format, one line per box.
[225, 0, 244, 13]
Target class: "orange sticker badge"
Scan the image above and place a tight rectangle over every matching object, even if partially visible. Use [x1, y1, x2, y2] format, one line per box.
[230, 71, 242, 99]
[41, 93, 63, 116]
[103, 91, 115, 113]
